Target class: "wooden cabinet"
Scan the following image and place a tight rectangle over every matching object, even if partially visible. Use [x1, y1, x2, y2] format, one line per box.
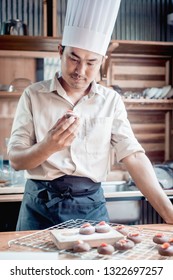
[123, 99, 173, 163]
[104, 40, 173, 165]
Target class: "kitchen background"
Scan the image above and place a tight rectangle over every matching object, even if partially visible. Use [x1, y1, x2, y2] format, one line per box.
[0, 0, 173, 231]
[1, 0, 173, 40]
[0, 0, 173, 161]
[0, 0, 173, 169]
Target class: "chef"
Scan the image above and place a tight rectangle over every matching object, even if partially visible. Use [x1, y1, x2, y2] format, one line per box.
[8, 0, 173, 230]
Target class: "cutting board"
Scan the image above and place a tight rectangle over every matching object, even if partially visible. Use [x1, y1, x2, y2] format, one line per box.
[50, 227, 123, 250]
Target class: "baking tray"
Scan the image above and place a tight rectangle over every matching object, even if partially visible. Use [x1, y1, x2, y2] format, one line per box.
[8, 219, 173, 260]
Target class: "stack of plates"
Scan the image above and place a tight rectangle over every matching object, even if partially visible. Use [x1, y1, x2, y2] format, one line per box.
[143, 85, 173, 99]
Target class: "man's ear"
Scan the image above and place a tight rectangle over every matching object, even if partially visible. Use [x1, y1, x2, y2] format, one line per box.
[100, 55, 108, 80]
[58, 44, 63, 56]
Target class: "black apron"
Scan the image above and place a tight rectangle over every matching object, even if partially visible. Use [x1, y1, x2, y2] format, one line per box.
[16, 175, 109, 230]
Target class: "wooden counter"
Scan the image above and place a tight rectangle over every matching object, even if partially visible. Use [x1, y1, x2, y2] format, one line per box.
[1, 188, 173, 202]
[0, 194, 23, 202]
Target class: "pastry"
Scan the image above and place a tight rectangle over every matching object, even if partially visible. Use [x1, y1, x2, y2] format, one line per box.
[95, 221, 111, 233]
[73, 240, 91, 252]
[158, 242, 173, 256]
[127, 232, 142, 243]
[65, 110, 77, 119]
[168, 238, 173, 245]
[114, 239, 134, 250]
[153, 233, 169, 244]
[79, 223, 95, 235]
[97, 242, 115, 255]
[114, 225, 128, 236]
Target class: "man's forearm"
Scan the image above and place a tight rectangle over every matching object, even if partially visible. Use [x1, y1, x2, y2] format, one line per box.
[8, 141, 51, 171]
[122, 152, 173, 224]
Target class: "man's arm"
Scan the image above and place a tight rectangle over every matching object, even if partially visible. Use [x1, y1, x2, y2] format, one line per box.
[8, 115, 80, 171]
[122, 152, 173, 224]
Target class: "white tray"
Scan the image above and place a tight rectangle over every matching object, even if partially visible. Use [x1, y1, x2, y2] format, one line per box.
[50, 227, 123, 250]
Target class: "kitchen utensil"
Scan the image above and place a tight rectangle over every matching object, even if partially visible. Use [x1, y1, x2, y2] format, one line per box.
[1, 19, 28, 35]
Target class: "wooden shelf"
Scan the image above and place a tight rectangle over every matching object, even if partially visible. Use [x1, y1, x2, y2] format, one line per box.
[0, 35, 62, 52]
[1, 36, 173, 56]
[0, 91, 22, 98]
[0, 50, 59, 58]
[0, 36, 61, 58]
[123, 98, 173, 110]
[108, 40, 173, 56]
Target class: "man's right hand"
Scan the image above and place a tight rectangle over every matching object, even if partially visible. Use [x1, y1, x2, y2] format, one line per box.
[43, 114, 80, 154]
[8, 114, 80, 171]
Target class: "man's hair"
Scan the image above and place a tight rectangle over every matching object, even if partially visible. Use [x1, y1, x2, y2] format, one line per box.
[61, 45, 65, 53]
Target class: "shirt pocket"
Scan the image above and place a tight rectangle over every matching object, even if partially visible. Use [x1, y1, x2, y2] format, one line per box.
[85, 117, 112, 154]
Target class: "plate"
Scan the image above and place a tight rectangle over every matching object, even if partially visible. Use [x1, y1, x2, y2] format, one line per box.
[164, 87, 173, 98]
[153, 88, 163, 99]
[144, 88, 158, 99]
[158, 85, 171, 99]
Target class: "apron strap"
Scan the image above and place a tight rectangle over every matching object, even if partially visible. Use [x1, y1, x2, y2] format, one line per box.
[42, 175, 101, 208]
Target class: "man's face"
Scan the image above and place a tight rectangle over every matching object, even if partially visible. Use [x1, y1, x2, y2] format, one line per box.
[59, 46, 103, 91]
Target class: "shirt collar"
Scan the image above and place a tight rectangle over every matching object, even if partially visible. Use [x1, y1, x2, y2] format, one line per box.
[42, 72, 106, 100]
[90, 80, 106, 100]
[50, 72, 66, 95]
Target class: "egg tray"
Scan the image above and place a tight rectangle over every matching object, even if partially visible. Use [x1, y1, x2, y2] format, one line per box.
[8, 219, 173, 260]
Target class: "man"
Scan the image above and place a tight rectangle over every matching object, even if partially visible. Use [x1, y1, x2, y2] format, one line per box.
[8, 0, 173, 230]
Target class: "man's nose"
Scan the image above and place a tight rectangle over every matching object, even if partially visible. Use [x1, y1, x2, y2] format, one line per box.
[75, 62, 86, 75]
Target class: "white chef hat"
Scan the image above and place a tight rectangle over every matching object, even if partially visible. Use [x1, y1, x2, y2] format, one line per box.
[62, 0, 121, 56]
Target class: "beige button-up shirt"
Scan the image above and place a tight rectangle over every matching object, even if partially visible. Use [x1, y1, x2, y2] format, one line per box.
[8, 73, 144, 182]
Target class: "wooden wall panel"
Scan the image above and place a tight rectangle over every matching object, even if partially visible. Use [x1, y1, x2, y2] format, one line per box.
[127, 111, 168, 163]
[108, 56, 170, 93]
[0, 96, 19, 160]
[0, 57, 36, 85]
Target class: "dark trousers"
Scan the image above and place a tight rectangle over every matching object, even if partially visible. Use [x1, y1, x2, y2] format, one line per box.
[16, 175, 109, 230]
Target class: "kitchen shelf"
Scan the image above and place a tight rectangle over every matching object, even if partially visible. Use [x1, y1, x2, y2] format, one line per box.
[0, 35, 61, 52]
[0, 36, 61, 59]
[0, 50, 59, 58]
[0, 91, 22, 98]
[123, 98, 173, 110]
[108, 40, 173, 56]
[1, 36, 173, 56]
